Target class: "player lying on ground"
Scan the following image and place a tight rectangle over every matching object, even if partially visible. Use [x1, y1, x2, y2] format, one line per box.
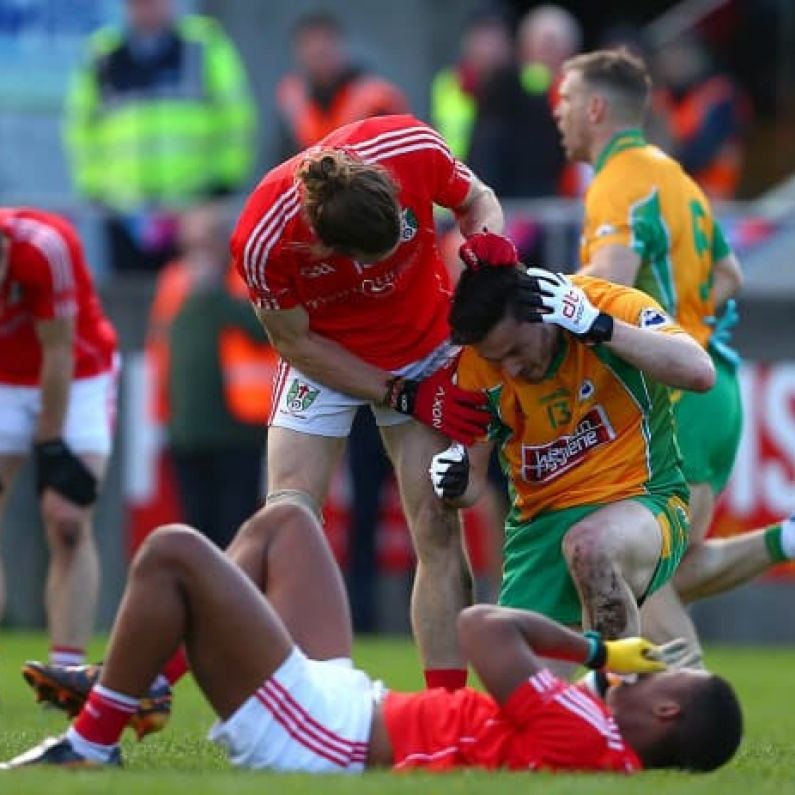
[4, 514, 742, 773]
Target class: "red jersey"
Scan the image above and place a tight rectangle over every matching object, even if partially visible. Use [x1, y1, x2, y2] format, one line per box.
[0, 208, 117, 386]
[383, 669, 642, 773]
[232, 114, 474, 370]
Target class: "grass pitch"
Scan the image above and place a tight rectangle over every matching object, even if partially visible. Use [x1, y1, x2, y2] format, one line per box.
[1, 631, 794, 794]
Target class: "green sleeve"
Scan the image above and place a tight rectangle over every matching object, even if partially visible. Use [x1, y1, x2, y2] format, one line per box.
[712, 220, 732, 261]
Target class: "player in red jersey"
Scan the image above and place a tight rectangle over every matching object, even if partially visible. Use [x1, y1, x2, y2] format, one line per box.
[3, 518, 742, 773]
[229, 114, 506, 688]
[0, 208, 118, 666]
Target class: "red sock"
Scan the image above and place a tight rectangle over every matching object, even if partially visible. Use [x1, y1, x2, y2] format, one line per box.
[162, 646, 189, 686]
[424, 668, 468, 691]
[72, 684, 138, 746]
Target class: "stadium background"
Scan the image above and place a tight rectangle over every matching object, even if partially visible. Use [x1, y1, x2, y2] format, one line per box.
[1, 0, 794, 643]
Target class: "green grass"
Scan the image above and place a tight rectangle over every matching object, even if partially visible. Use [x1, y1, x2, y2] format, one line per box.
[1, 632, 794, 793]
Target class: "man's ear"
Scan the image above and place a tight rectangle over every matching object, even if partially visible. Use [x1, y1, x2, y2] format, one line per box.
[587, 92, 607, 124]
[652, 700, 682, 721]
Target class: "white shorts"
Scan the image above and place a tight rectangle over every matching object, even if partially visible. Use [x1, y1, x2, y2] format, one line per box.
[208, 648, 380, 773]
[269, 341, 459, 437]
[0, 360, 119, 456]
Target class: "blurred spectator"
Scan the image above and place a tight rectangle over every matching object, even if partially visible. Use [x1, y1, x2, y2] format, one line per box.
[274, 11, 409, 160]
[467, 4, 577, 199]
[145, 204, 276, 549]
[430, 7, 513, 160]
[64, 0, 257, 272]
[517, 3, 582, 98]
[651, 31, 750, 201]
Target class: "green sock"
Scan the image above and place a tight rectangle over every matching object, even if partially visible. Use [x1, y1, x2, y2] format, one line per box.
[764, 523, 786, 563]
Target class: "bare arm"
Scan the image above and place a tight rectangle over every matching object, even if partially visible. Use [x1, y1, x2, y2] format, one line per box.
[604, 321, 715, 392]
[711, 253, 743, 309]
[255, 304, 392, 401]
[580, 243, 641, 286]
[458, 604, 593, 704]
[35, 317, 75, 441]
[453, 175, 505, 236]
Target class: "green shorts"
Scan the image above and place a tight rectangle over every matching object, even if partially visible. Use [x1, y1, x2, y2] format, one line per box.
[673, 349, 742, 494]
[498, 490, 690, 626]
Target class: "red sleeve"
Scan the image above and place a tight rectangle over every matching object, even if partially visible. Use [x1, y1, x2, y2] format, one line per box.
[15, 238, 77, 321]
[230, 180, 301, 312]
[418, 123, 473, 209]
[501, 670, 638, 772]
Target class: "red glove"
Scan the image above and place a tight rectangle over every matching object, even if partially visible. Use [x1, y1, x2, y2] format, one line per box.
[384, 360, 490, 445]
[459, 231, 518, 271]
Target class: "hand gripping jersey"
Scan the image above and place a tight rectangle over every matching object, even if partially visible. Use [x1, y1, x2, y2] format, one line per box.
[384, 669, 641, 772]
[232, 114, 474, 370]
[579, 129, 732, 348]
[0, 208, 117, 386]
[456, 276, 687, 522]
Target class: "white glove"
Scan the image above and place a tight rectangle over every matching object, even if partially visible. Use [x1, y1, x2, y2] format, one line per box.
[429, 442, 470, 500]
[521, 268, 613, 343]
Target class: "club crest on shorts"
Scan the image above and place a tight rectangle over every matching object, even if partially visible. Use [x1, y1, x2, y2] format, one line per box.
[284, 379, 319, 414]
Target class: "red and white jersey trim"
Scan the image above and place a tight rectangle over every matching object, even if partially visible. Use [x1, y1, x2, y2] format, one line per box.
[531, 669, 625, 752]
[243, 185, 301, 293]
[13, 217, 76, 316]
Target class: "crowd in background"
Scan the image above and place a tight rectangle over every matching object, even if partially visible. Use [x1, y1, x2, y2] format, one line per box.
[27, 0, 757, 633]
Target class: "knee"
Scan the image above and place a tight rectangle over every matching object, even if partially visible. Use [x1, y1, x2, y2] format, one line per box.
[234, 498, 317, 547]
[410, 499, 462, 561]
[45, 515, 86, 551]
[133, 524, 210, 576]
[562, 522, 609, 580]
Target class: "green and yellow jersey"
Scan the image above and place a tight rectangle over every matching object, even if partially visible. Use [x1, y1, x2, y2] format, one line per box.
[579, 129, 731, 348]
[456, 275, 687, 524]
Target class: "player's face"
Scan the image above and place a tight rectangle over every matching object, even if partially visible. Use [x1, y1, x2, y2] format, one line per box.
[555, 70, 591, 163]
[475, 314, 559, 382]
[606, 669, 712, 716]
[125, 0, 172, 35]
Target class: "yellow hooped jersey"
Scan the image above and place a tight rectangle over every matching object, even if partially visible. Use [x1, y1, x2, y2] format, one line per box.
[456, 276, 687, 524]
[579, 129, 732, 348]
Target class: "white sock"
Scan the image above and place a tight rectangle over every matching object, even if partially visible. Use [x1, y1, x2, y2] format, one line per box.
[65, 727, 117, 763]
[50, 648, 85, 666]
[781, 515, 795, 559]
[151, 673, 170, 690]
[324, 657, 353, 668]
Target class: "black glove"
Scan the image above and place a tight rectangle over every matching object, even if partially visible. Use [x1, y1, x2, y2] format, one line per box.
[429, 443, 470, 499]
[33, 438, 98, 507]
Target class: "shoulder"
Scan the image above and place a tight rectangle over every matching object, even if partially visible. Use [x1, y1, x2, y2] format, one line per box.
[343, 116, 454, 173]
[589, 148, 660, 204]
[232, 170, 302, 267]
[457, 347, 502, 389]
[575, 275, 673, 327]
[176, 14, 227, 42]
[82, 25, 124, 58]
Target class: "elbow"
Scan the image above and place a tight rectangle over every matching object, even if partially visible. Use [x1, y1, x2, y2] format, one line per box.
[730, 265, 744, 295]
[688, 351, 717, 392]
[457, 604, 500, 655]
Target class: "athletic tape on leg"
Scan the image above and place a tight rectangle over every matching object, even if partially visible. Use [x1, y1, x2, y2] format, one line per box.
[265, 489, 322, 520]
